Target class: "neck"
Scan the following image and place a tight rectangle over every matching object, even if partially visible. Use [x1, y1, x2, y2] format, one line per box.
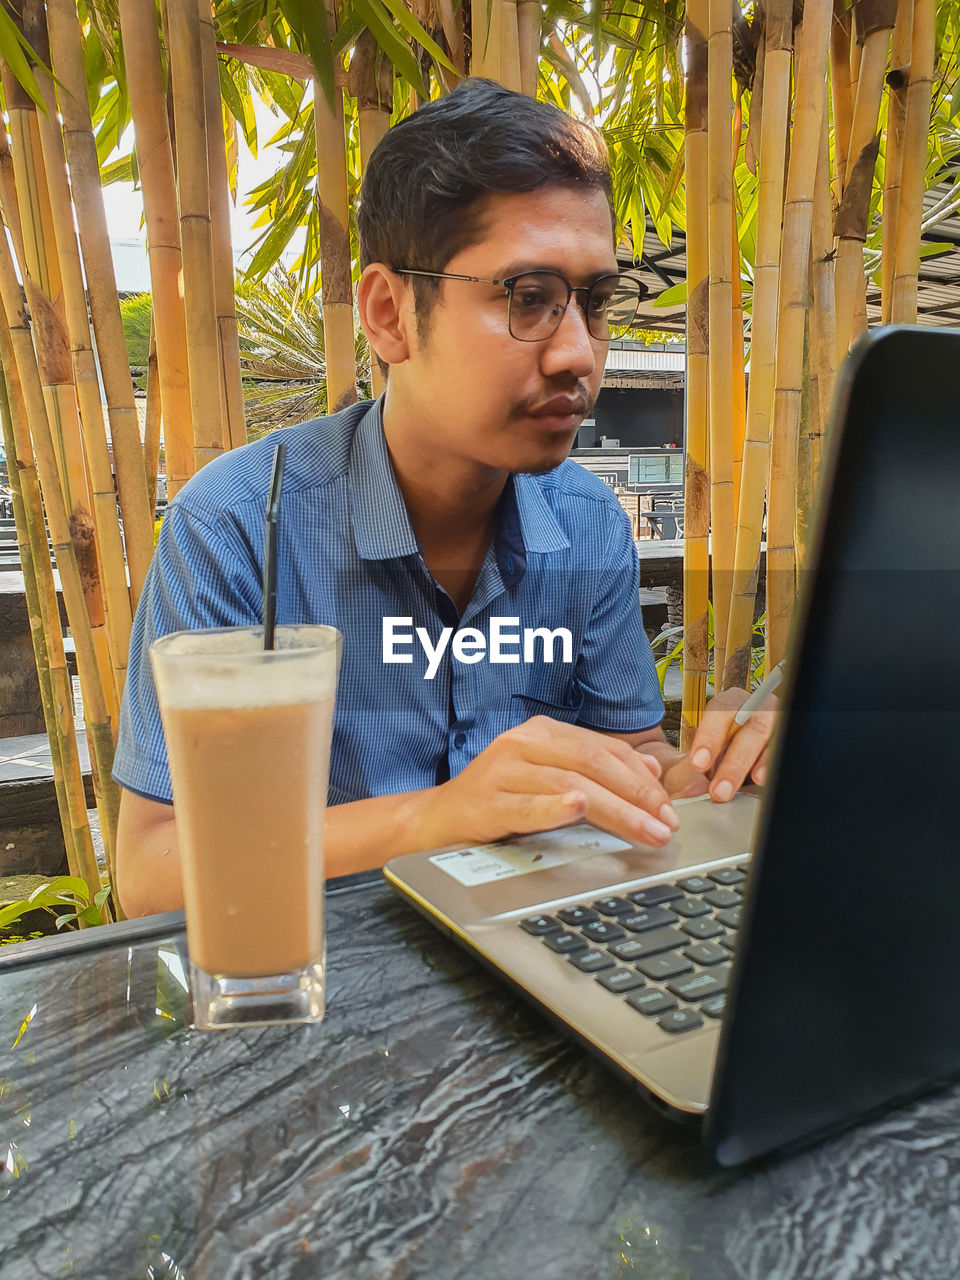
[381, 390, 508, 553]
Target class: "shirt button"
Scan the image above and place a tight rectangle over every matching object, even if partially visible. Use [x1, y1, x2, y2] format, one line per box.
[453, 732, 467, 749]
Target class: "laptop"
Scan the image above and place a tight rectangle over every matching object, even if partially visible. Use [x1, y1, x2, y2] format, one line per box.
[384, 326, 960, 1165]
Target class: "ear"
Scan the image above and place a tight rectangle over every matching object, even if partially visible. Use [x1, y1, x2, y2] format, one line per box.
[357, 264, 413, 367]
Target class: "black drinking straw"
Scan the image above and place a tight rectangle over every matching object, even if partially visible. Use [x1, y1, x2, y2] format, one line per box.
[262, 442, 287, 650]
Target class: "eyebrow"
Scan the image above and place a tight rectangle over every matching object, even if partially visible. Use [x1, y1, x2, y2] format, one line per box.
[497, 263, 620, 283]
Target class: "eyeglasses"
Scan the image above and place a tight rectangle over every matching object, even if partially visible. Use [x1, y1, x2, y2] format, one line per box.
[391, 267, 647, 342]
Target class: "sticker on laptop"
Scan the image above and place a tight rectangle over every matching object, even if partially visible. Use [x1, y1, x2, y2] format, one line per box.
[430, 824, 633, 887]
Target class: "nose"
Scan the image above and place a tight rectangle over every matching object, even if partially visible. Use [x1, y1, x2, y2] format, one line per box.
[540, 294, 599, 381]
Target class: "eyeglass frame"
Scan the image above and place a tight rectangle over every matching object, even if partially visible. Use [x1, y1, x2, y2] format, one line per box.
[390, 266, 647, 342]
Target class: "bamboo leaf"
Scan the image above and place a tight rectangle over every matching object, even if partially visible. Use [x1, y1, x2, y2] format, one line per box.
[0, 5, 49, 115]
[278, 0, 336, 108]
[378, 0, 456, 72]
[651, 281, 686, 308]
[352, 0, 427, 96]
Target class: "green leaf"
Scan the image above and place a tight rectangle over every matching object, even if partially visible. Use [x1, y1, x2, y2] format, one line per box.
[278, 0, 336, 109]
[918, 241, 955, 259]
[651, 281, 686, 308]
[351, 0, 427, 97]
[379, 0, 457, 73]
[0, 5, 49, 115]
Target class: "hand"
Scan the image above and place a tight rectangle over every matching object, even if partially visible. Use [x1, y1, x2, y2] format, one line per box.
[429, 716, 681, 850]
[683, 686, 777, 802]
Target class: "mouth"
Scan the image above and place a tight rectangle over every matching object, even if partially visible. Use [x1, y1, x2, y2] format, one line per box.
[526, 395, 589, 432]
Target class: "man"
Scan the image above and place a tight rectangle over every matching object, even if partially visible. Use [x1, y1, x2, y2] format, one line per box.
[115, 79, 773, 917]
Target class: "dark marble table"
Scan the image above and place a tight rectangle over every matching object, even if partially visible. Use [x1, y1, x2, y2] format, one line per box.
[2, 873, 960, 1280]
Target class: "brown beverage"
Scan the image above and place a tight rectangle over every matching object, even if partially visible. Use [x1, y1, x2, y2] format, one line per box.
[151, 625, 340, 1024]
[163, 696, 333, 977]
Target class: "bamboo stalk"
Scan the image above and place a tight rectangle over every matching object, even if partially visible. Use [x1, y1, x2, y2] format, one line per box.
[0, 121, 26, 268]
[3, 33, 120, 734]
[471, 0, 495, 78]
[437, 0, 464, 75]
[0, 299, 106, 916]
[143, 316, 162, 510]
[723, 0, 792, 691]
[795, 303, 816, 565]
[517, 0, 540, 95]
[830, 0, 854, 201]
[833, 0, 896, 358]
[730, 99, 746, 525]
[0, 213, 118, 914]
[681, 0, 710, 746]
[500, 0, 523, 93]
[766, 0, 833, 671]
[706, 0, 735, 687]
[167, 0, 226, 472]
[0, 360, 78, 880]
[882, 0, 915, 322]
[46, 0, 156, 608]
[314, 1, 358, 414]
[199, 0, 247, 452]
[115, 0, 194, 502]
[890, 0, 935, 323]
[349, 30, 392, 399]
[810, 103, 838, 449]
[30, 35, 132, 711]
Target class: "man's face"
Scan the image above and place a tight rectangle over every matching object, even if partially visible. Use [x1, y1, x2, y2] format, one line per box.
[404, 185, 617, 475]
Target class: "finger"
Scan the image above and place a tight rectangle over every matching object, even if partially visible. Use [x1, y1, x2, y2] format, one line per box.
[499, 762, 677, 847]
[688, 688, 750, 773]
[751, 748, 768, 786]
[509, 721, 678, 830]
[498, 789, 588, 837]
[708, 710, 775, 801]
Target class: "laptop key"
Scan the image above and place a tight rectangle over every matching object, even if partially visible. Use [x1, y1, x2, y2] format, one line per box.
[627, 988, 677, 1016]
[569, 948, 616, 973]
[582, 920, 626, 944]
[715, 907, 742, 929]
[667, 970, 725, 1001]
[658, 1009, 704, 1034]
[608, 938, 651, 961]
[621, 907, 678, 933]
[701, 995, 727, 1018]
[521, 914, 561, 935]
[675, 875, 713, 894]
[620, 927, 688, 959]
[682, 941, 728, 966]
[636, 953, 693, 981]
[703, 888, 740, 909]
[557, 905, 597, 926]
[628, 884, 683, 907]
[592, 896, 635, 917]
[596, 967, 646, 994]
[709, 867, 746, 886]
[671, 897, 712, 918]
[543, 931, 588, 954]
[680, 918, 726, 941]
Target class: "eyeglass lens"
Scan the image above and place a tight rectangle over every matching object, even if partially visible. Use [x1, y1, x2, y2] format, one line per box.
[507, 272, 643, 342]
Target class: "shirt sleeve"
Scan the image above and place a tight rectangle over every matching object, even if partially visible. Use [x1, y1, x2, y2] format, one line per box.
[112, 503, 263, 802]
[574, 507, 665, 733]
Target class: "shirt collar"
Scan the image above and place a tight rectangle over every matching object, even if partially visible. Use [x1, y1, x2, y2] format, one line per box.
[348, 399, 421, 560]
[348, 398, 572, 564]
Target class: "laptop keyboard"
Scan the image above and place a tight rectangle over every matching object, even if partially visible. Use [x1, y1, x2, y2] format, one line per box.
[518, 862, 748, 1036]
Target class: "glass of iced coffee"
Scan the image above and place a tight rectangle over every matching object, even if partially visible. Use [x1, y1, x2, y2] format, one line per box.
[150, 624, 341, 1029]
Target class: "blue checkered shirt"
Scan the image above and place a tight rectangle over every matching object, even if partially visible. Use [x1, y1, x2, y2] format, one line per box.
[113, 399, 664, 805]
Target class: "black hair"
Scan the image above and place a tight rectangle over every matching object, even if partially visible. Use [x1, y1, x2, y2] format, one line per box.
[357, 79, 613, 338]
